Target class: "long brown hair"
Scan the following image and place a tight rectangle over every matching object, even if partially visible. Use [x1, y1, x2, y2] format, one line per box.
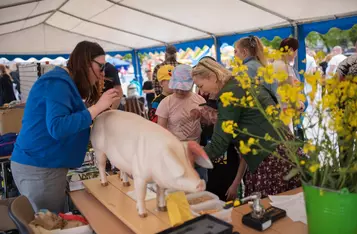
[67, 41, 105, 105]
[236, 36, 267, 66]
[0, 64, 13, 81]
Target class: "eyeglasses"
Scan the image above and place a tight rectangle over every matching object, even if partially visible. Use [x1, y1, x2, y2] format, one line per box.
[93, 60, 106, 72]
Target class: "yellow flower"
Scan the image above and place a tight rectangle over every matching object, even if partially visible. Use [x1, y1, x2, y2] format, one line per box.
[249, 101, 254, 107]
[279, 108, 295, 125]
[349, 115, 357, 128]
[252, 149, 258, 155]
[303, 142, 316, 154]
[240, 96, 247, 107]
[259, 65, 276, 84]
[247, 138, 256, 146]
[266, 105, 274, 115]
[273, 70, 288, 83]
[300, 160, 306, 165]
[309, 164, 320, 173]
[322, 94, 338, 109]
[222, 121, 238, 138]
[220, 92, 238, 107]
[348, 84, 356, 98]
[277, 85, 290, 103]
[277, 83, 305, 105]
[305, 72, 321, 102]
[232, 64, 248, 75]
[239, 140, 251, 154]
[235, 73, 251, 89]
[267, 49, 283, 60]
[265, 105, 279, 117]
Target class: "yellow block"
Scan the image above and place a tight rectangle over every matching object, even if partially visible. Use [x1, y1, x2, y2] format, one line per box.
[166, 191, 194, 227]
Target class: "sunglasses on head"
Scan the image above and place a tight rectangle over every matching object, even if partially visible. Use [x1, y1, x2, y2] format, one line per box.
[93, 60, 106, 72]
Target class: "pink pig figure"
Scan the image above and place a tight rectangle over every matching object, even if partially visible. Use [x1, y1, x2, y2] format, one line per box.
[90, 110, 213, 218]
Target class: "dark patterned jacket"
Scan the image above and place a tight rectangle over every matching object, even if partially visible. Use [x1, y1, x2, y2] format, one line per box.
[337, 54, 357, 77]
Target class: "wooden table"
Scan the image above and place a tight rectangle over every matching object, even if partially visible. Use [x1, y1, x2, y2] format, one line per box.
[70, 189, 134, 234]
[70, 176, 307, 234]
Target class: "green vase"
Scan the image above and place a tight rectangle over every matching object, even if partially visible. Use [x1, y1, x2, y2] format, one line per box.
[303, 184, 357, 234]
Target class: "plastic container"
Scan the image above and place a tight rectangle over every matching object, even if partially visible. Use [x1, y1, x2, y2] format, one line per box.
[191, 200, 233, 223]
[186, 191, 219, 208]
[303, 184, 357, 234]
[157, 214, 235, 234]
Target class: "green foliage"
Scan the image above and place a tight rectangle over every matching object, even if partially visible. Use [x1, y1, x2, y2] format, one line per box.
[305, 24, 357, 51]
[348, 25, 357, 45]
[138, 53, 149, 64]
[122, 53, 132, 61]
[261, 36, 283, 50]
[305, 32, 321, 48]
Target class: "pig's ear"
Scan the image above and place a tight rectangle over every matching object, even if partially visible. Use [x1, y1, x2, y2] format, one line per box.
[185, 141, 213, 169]
[163, 150, 185, 178]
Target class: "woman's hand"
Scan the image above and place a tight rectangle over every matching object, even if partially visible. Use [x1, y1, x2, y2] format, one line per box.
[88, 89, 120, 119]
[190, 109, 201, 121]
[225, 183, 239, 201]
[226, 157, 246, 201]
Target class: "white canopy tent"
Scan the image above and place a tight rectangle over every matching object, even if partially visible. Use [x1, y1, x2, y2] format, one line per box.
[0, 0, 356, 56]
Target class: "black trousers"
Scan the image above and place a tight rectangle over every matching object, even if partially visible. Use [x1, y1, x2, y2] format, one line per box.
[206, 144, 239, 201]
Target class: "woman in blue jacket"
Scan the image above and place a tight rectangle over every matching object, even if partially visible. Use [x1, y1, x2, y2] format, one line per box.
[11, 41, 120, 213]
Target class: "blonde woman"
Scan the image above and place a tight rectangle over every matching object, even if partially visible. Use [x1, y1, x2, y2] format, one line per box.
[192, 38, 300, 198]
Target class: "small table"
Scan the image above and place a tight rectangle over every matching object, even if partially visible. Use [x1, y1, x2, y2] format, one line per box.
[0, 155, 11, 198]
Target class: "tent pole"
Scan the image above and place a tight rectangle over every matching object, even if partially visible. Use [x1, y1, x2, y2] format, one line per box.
[212, 35, 221, 64]
[0, 0, 42, 9]
[293, 23, 299, 71]
[132, 50, 143, 91]
[0, 11, 53, 26]
[297, 25, 307, 81]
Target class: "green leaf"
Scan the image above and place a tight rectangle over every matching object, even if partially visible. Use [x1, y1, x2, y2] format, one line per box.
[284, 168, 299, 181]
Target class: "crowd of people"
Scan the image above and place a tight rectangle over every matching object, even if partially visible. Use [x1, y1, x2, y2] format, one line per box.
[5, 37, 357, 214]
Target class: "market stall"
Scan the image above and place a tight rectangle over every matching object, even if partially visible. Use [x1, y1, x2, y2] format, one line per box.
[1, 1, 357, 234]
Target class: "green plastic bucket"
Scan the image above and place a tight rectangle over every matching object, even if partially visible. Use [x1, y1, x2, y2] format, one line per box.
[303, 184, 357, 234]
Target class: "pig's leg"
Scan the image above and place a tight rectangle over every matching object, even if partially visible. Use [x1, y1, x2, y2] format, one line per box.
[94, 149, 108, 186]
[122, 172, 131, 187]
[134, 177, 148, 218]
[156, 185, 167, 212]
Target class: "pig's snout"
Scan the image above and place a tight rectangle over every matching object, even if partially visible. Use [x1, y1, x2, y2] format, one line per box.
[196, 179, 206, 192]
